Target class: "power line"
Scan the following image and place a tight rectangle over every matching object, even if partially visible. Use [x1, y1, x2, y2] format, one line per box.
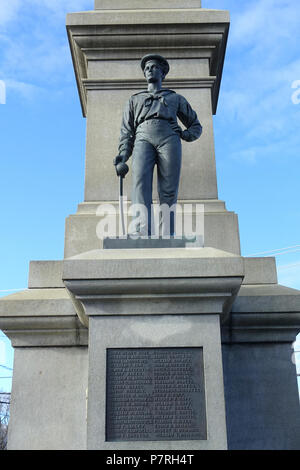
[0, 288, 27, 292]
[0, 365, 13, 371]
[267, 249, 300, 257]
[277, 262, 300, 271]
[247, 244, 300, 257]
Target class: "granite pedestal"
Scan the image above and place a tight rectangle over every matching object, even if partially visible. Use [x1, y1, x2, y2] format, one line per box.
[63, 245, 244, 450]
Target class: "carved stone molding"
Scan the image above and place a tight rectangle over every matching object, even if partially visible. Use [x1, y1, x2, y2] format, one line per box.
[66, 9, 229, 116]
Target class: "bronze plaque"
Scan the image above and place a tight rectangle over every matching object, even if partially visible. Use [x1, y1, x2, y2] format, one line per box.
[106, 348, 207, 441]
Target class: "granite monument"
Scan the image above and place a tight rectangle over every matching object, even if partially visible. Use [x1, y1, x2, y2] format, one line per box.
[0, 0, 299, 451]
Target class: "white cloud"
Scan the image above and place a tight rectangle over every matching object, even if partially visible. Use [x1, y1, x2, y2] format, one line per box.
[215, 0, 300, 164]
[278, 261, 300, 272]
[0, 1, 93, 103]
[230, 0, 299, 55]
[0, 0, 21, 25]
[0, 1, 89, 92]
[5, 79, 45, 100]
[28, 0, 93, 15]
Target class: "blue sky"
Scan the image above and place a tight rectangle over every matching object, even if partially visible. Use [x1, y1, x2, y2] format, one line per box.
[0, 0, 299, 392]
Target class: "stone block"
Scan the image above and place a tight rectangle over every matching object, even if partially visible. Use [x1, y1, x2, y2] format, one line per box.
[63, 246, 243, 280]
[95, 0, 202, 9]
[87, 315, 227, 450]
[87, 58, 209, 81]
[28, 260, 64, 288]
[242, 257, 278, 285]
[102, 235, 204, 249]
[8, 347, 88, 450]
[63, 247, 244, 328]
[67, 9, 229, 27]
[64, 200, 241, 257]
[0, 288, 87, 347]
[222, 283, 300, 343]
[222, 343, 300, 449]
[26, 256, 279, 288]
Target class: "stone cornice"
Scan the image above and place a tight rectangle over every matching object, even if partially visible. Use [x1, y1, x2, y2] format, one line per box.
[0, 288, 88, 347]
[63, 251, 244, 326]
[66, 10, 229, 26]
[64, 275, 242, 326]
[0, 315, 88, 347]
[222, 284, 300, 343]
[222, 313, 300, 344]
[66, 9, 229, 116]
[82, 77, 216, 91]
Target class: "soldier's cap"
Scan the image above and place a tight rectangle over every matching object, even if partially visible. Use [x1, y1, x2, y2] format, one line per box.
[141, 54, 170, 76]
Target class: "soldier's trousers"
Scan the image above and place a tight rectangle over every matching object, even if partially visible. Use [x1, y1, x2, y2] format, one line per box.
[131, 119, 182, 235]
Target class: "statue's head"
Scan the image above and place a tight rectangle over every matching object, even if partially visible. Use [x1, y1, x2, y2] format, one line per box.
[141, 54, 170, 82]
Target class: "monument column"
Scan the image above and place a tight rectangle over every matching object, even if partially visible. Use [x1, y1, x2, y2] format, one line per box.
[65, 0, 241, 256]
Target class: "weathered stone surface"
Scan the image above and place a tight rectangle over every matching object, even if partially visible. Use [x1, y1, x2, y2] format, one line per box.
[8, 347, 88, 450]
[28, 255, 278, 288]
[63, 246, 243, 279]
[242, 257, 277, 285]
[0, 288, 87, 347]
[87, 315, 227, 450]
[95, 0, 202, 9]
[29, 260, 64, 288]
[222, 343, 300, 450]
[103, 236, 204, 249]
[64, 200, 241, 257]
[222, 283, 300, 343]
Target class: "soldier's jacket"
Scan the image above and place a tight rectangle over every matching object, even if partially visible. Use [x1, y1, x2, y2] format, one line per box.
[118, 89, 202, 160]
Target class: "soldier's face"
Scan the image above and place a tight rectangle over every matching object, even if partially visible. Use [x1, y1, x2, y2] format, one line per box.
[144, 60, 164, 83]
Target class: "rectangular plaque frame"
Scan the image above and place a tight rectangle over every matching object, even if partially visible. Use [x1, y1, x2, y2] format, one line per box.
[106, 347, 207, 442]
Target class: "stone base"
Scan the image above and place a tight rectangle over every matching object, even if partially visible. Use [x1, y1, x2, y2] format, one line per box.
[87, 314, 227, 450]
[0, 288, 88, 450]
[62, 246, 244, 449]
[1, 246, 300, 449]
[64, 199, 240, 257]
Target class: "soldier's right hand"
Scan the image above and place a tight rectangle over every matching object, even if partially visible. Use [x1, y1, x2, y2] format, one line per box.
[114, 157, 129, 178]
[116, 162, 129, 178]
[113, 155, 124, 166]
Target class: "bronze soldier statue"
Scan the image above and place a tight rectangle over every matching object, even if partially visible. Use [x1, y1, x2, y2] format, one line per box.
[114, 54, 202, 236]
